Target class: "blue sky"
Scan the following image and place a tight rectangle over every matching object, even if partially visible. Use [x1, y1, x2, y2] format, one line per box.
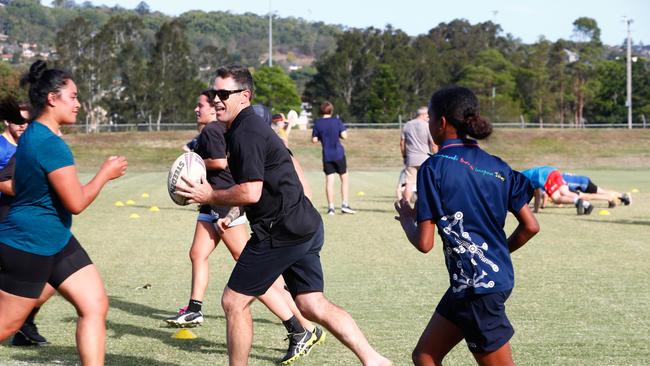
[90, 0, 649, 46]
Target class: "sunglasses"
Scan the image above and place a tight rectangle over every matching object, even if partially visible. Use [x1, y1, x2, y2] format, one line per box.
[212, 89, 246, 101]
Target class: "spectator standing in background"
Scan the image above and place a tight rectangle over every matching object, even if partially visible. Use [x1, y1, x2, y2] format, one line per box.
[400, 106, 437, 203]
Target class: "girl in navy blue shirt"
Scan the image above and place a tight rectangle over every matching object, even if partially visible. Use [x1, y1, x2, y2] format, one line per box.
[396, 86, 539, 366]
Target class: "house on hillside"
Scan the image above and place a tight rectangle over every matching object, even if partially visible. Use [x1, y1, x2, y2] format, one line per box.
[22, 48, 35, 59]
[563, 49, 579, 63]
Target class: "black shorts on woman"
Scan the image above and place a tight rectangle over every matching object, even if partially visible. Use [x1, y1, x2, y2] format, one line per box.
[0, 235, 92, 298]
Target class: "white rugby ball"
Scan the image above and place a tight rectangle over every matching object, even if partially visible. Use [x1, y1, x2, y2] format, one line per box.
[167, 152, 206, 206]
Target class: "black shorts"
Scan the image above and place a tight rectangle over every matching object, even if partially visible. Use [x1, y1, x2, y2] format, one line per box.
[228, 222, 325, 297]
[583, 179, 598, 194]
[436, 288, 514, 353]
[323, 157, 347, 175]
[198, 204, 230, 221]
[0, 236, 93, 299]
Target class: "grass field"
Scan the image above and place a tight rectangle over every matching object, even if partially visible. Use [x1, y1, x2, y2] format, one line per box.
[1, 166, 648, 365]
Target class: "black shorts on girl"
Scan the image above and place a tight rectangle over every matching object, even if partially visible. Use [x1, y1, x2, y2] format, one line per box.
[0, 235, 92, 299]
[435, 288, 514, 353]
[227, 222, 325, 297]
[198, 204, 231, 222]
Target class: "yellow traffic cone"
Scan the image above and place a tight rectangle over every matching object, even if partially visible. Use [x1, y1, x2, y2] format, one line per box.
[114, 201, 125, 207]
[129, 213, 140, 219]
[172, 329, 197, 339]
[141, 193, 150, 198]
[149, 206, 160, 212]
[126, 199, 136, 205]
[598, 209, 611, 216]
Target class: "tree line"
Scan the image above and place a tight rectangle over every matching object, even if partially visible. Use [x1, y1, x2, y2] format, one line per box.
[306, 19, 650, 125]
[50, 15, 302, 129]
[0, 1, 648, 127]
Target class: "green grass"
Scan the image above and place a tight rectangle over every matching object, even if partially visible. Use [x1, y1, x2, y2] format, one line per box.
[1, 169, 648, 365]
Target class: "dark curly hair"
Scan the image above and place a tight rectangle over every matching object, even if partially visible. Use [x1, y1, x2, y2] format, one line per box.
[0, 96, 28, 125]
[20, 60, 73, 118]
[429, 86, 492, 140]
[200, 89, 217, 105]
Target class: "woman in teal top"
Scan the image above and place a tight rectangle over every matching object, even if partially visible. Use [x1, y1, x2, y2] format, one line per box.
[0, 60, 128, 365]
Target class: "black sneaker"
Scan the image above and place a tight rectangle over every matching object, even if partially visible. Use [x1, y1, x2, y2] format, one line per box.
[620, 193, 632, 206]
[575, 199, 585, 215]
[311, 326, 326, 348]
[608, 200, 617, 208]
[12, 320, 48, 346]
[584, 201, 594, 215]
[326, 207, 335, 216]
[281, 329, 316, 365]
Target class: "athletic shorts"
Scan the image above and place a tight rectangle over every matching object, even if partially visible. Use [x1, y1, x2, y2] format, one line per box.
[404, 166, 420, 185]
[323, 157, 347, 175]
[198, 204, 232, 222]
[197, 205, 248, 227]
[228, 222, 325, 297]
[436, 288, 514, 353]
[543, 170, 566, 196]
[0, 236, 93, 299]
[569, 179, 598, 194]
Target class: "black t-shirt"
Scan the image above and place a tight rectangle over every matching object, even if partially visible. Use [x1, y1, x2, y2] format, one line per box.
[226, 106, 321, 247]
[186, 135, 199, 152]
[194, 121, 235, 190]
[0, 155, 15, 220]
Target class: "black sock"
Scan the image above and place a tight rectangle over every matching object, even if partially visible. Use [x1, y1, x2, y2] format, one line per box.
[187, 299, 202, 313]
[26, 307, 40, 323]
[282, 315, 305, 334]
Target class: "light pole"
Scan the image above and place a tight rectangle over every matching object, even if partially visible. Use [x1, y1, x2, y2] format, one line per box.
[268, 0, 273, 67]
[625, 18, 633, 129]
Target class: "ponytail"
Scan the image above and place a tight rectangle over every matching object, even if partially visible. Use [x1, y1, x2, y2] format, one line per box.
[20, 60, 73, 118]
[465, 115, 492, 139]
[430, 86, 493, 140]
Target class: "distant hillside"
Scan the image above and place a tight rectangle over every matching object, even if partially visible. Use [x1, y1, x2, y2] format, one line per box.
[0, 0, 341, 66]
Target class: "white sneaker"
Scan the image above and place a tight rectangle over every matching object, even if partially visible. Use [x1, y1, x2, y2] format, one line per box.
[341, 205, 356, 214]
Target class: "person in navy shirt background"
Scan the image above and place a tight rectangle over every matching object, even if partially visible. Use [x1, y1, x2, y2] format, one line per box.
[311, 101, 356, 215]
[395, 86, 539, 366]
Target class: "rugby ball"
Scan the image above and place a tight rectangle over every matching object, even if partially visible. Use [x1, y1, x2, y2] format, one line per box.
[167, 152, 206, 206]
